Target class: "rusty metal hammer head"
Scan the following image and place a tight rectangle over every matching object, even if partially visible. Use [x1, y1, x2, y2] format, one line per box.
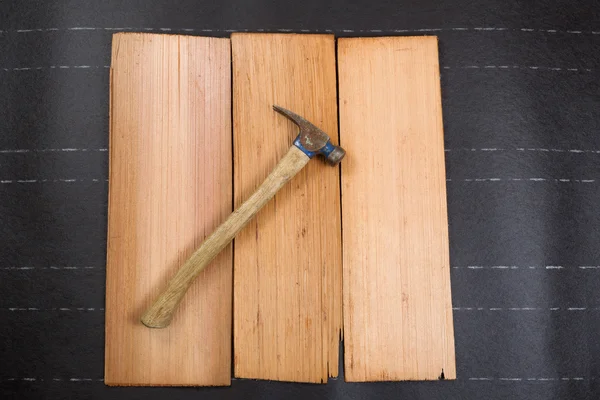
[273, 105, 345, 166]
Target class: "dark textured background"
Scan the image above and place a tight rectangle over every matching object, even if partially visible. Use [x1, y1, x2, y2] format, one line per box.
[2, 0, 600, 399]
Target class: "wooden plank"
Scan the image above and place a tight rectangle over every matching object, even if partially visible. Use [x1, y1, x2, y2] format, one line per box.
[338, 36, 456, 382]
[231, 33, 342, 383]
[105, 33, 232, 386]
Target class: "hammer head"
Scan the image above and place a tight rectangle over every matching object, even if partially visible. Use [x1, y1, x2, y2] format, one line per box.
[273, 105, 345, 166]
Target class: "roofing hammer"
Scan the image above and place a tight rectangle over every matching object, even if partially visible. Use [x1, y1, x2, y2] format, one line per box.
[141, 106, 345, 328]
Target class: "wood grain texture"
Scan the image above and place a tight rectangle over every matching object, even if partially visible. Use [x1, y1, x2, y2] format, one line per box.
[231, 33, 342, 383]
[338, 36, 456, 382]
[105, 33, 232, 386]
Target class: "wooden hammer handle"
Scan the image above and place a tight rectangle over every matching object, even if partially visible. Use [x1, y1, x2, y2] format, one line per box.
[141, 146, 311, 328]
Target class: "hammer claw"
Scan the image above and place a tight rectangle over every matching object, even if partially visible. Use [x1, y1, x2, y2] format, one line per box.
[272, 105, 311, 130]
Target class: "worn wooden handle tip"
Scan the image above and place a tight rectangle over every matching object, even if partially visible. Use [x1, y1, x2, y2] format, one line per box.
[140, 294, 181, 328]
[141, 307, 172, 328]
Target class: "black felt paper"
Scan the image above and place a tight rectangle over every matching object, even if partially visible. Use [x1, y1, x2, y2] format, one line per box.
[1, 1, 600, 399]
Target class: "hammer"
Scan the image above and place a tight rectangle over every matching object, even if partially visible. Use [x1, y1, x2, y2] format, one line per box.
[141, 106, 345, 328]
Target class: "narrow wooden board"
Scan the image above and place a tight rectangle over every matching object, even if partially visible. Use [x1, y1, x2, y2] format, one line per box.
[105, 33, 232, 386]
[231, 33, 342, 383]
[338, 36, 456, 382]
